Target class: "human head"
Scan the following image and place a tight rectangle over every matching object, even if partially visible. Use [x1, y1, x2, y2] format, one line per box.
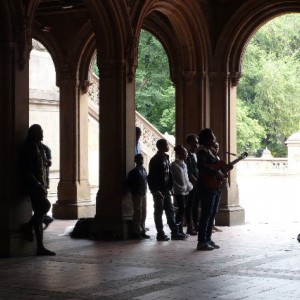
[186, 134, 199, 151]
[136, 127, 142, 142]
[211, 141, 219, 155]
[134, 153, 144, 166]
[198, 128, 216, 147]
[174, 145, 188, 160]
[27, 124, 43, 143]
[156, 138, 169, 153]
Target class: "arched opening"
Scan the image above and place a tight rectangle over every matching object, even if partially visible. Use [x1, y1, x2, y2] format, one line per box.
[236, 13, 300, 224]
[29, 39, 60, 210]
[87, 53, 100, 201]
[135, 29, 176, 168]
[29, 38, 99, 215]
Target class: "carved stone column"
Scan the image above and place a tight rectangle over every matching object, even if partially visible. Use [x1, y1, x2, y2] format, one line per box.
[209, 71, 245, 226]
[93, 58, 135, 239]
[0, 41, 34, 256]
[172, 71, 207, 144]
[52, 71, 95, 219]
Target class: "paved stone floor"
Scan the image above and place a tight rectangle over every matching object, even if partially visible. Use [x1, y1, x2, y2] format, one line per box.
[1, 219, 300, 300]
[2, 174, 300, 300]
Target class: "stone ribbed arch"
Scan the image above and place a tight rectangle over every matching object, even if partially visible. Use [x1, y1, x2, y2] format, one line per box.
[31, 27, 63, 85]
[215, 0, 300, 73]
[85, 0, 132, 60]
[130, 0, 211, 142]
[78, 36, 96, 89]
[131, 0, 211, 76]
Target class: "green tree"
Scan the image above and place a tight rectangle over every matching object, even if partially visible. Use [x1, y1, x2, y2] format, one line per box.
[237, 99, 266, 155]
[238, 14, 300, 156]
[136, 30, 175, 134]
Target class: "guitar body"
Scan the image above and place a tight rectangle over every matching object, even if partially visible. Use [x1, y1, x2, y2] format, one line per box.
[203, 160, 228, 189]
[202, 152, 248, 189]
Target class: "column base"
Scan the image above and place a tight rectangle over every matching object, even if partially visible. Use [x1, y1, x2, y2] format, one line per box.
[215, 205, 245, 226]
[91, 214, 131, 240]
[0, 234, 36, 257]
[52, 201, 96, 219]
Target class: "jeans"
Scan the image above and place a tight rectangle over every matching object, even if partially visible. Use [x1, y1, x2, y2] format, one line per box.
[174, 194, 188, 226]
[185, 188, 197, 226]
[131, 194, 147, 234]
[197, 186, 221, 243]
[153, 192, 178, 235]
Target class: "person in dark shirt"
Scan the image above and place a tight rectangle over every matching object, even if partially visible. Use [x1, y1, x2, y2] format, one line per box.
[196, 128, 232, 251]
[185, 134, 199, 235]
[127, 154, 150, 239]
[148, 138, 187, 241]
[21, 124, 56, 256]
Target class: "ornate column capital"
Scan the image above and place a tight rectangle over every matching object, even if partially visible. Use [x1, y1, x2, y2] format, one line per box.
[171, 70, 205, 86]
[80, 80, 92, 94]
[209, 71, 243, 87]
[16, 16, 32, 70]
[98, 59, 126, 78]
[228, 72, 243, 86]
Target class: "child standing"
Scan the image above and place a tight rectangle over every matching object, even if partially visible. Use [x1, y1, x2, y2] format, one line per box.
[127, 154, 150, 239]
[170, 145, 193, 236]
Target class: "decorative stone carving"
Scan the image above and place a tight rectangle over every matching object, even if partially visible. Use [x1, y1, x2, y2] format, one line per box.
[16, 17, 31, 70]
[228, 72, 243, 86]
[80, 80, 92, 94]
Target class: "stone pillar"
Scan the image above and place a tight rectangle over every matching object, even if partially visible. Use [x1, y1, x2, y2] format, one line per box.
[93, 59, 135, 239]
[209, 72, 245, 226]
[172, 71, 207, 144]
[0, 41, 34, 256]
[285, 132, 300, 174]
[52, 73, 95, 219]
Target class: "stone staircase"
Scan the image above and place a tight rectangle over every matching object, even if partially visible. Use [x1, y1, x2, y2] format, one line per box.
[88, 73, 175, 168]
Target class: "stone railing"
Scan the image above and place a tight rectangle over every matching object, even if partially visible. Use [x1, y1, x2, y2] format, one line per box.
[88, 73, 175, 169]
[135, 112, 175, 169]
[88, 73, 99, 105]
[237, 158, 288, 175]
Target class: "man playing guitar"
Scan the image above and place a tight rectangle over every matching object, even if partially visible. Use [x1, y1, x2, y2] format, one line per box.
[196, 128, 232, 251]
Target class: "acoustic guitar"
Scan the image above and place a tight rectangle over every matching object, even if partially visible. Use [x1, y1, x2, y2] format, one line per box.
[203, 151, 248, 188]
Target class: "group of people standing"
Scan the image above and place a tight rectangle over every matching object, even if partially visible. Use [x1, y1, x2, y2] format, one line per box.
[127, 127, 233, 250]
[21, 124, 231, 255]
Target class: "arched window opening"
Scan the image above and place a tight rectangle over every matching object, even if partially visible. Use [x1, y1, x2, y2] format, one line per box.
[237, 14, 300, 224]
[87, 54, 99, 200]
[29, 39, 60, 208]
[135, 29, 175, 166]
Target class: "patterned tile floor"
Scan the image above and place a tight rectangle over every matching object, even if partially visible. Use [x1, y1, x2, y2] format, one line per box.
[1, 219, 300, 300]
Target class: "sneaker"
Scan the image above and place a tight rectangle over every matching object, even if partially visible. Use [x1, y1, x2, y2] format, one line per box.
[196, 242, 214, 251]
[36, 248, 56, 256]
[171, 233, 188, 240]
[209, 241, 220, 249]
[157, 234, 170, 241]
[141, 233, 150, 239]
[186, 226, 197, 236]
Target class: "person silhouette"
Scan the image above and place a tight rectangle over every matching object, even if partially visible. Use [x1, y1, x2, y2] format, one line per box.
[21, 124, 56, 256]
[148, 138, 187, 241]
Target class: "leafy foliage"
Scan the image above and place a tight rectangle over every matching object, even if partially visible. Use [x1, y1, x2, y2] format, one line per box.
[136, 30, 175, 134]
[238, 14, 300, 156]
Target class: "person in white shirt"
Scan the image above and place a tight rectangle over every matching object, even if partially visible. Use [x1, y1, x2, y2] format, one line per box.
[170, 145, 193, 236]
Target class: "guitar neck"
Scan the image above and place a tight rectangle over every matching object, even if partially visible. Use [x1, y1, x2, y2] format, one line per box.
[222, 155, 244, 171]
[230, 156, 244, 166]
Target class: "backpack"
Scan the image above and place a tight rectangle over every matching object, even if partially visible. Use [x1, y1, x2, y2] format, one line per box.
[70, 218, 94, 239]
